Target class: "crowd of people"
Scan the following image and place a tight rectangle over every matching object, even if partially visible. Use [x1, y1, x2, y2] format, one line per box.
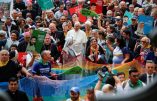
[0, 0, 157, 101]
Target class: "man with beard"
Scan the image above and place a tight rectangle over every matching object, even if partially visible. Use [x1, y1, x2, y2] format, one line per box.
[66, 87, 84, 101]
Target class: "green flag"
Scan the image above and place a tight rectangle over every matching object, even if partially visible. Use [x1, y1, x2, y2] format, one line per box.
[37, 0, 54, 10]
[80, 8, 99, 18]
[60, 66, 83, 75]
[32, 30, 46, 53]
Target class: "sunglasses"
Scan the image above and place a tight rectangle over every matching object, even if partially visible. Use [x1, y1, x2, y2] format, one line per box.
[131, 74, 139, 78]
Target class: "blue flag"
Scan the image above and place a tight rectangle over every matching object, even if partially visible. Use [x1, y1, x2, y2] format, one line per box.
[138, 15, 154, 35]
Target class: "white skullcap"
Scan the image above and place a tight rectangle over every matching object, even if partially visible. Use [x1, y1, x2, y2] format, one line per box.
[85, 20, 91, 26]
[74, 21, 81, 26]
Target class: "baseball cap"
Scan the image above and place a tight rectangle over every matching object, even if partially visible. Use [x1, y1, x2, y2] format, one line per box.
[70, 87, 80, 93]
[131, 16, 138, 20]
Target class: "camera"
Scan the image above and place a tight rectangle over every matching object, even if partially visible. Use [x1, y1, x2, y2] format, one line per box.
[96, 66, 109, 78]
[98, 71, 106, 78]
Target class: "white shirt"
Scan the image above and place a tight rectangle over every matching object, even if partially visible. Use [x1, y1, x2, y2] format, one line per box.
[123, 80, 146, 94]
[66, 29, 87, 45]
[147, 74, 154, 84]
[5, 38, 19, 49]
[65, 29, 87, 55]
[154, 19, 157, 27]
[7, 25, 12, 38]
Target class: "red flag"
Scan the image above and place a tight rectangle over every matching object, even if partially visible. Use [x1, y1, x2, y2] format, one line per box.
[90, 0, 103, 14]
[69, 6, 87, 23]
[18, 52, 27, 66]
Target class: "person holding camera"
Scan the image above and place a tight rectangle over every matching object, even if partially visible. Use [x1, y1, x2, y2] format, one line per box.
[94, 66, 123, 98]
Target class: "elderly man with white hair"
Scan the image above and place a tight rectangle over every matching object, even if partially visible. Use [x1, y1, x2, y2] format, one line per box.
[0, 49, 32, 82]
[65, 21, 87, 54]
[63, 21, 87, 65]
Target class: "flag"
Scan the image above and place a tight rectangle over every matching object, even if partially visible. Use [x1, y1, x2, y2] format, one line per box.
[138, 15, 154, 35]
[32, 30, 46, 53]
[18, 52, 27, 66]
[80, 8, 98, 18]
[37, 0, 54, 10]
[69, 5, 87, 23]
[90, 0, 103, 14]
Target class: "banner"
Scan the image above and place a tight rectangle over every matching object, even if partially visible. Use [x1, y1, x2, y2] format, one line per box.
[138, 15, 154, 35]
[90, 0, 103, 14]
[113, 60, 142, 79]
[19, 75, 98, 101]
[0, 0, 13, 21]
[37, 0, 54, 10]
[32, 30, 46, 53]
[69, 5, 87, 23]
[0, 59, 143, 101]
[124, 11, 133, 25]
[80, 8, 98, 18]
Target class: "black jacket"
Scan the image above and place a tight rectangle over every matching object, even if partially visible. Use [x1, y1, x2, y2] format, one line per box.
[50, 31, 65, 48]
[139, 73, 157, 84]
[0, 60, 22, 82]
[41, 43, 60, 61]
[5, 24, 18, 38]
[18, 41, 28, 52]
[6, 90, 29, 101]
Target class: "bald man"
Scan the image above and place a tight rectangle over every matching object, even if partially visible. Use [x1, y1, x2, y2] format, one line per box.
[49, 23, 65, 49]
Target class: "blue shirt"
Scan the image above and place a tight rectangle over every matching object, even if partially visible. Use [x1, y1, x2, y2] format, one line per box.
[32, 59, 52, 78]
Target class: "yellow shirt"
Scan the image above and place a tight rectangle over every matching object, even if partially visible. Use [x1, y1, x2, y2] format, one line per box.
[0, 60, 9, 67]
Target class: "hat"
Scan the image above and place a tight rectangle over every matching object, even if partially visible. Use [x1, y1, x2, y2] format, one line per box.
[70, 87, 80, 93]
[131, 16, 138, 20]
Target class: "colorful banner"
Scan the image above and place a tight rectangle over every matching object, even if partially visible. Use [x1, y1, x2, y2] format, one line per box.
[69, 5, 87, 23]
[32, 30, 46, 53]
[37, 0, 54, 10]
[0, 59, 143, 101]
[90, 0, 103, 14]
[80, 8, 98, 18]
[60, 66, 83, 75]
[113, 60, 142, 79]
[0, 0, 13, 19]
[19, 75, 98, 101]
[138, 15, 154, 35]
[124, 11, 133, 25]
